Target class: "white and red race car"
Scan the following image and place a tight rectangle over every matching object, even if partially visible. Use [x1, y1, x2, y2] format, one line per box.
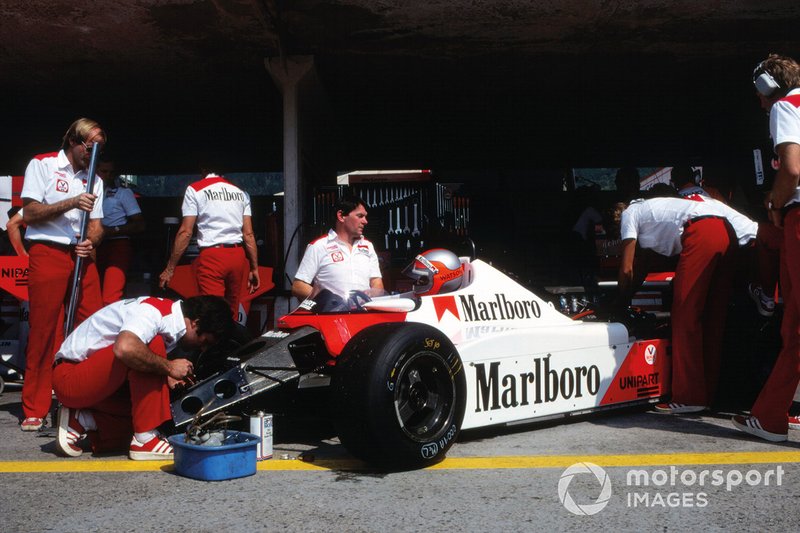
[172, 252, 670, 468]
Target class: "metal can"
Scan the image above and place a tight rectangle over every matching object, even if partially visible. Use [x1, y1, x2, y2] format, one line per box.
[249, 411, 273, 460]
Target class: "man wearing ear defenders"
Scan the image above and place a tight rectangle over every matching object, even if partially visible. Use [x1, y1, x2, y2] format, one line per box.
[733, 54, 800, 442]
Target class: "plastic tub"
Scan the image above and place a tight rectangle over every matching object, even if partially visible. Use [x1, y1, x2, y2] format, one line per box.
[169, 431, 258, 481]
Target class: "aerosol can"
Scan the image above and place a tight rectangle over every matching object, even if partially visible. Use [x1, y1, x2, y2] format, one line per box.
[249, 411, 273, 460]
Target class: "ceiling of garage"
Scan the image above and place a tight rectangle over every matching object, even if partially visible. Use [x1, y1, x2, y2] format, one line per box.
[2, 1, 800, 175]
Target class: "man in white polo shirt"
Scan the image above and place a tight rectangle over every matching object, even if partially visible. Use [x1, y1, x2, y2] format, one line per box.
[616, 193, 757, 415]
[292, 195, 383, 302]
[159, 172, 260, 319]
[52, 295, 233, 459]
[19, 118, 106, 432]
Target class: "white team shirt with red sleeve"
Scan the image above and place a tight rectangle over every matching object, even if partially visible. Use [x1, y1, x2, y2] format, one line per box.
[55, 297, 186, 363]
[21, 150, 104, 245]
[770, 88, 800, 206]
[181, 174, 251, 247]
[620, 197, 757, 256]
[294, 229, 382, 297]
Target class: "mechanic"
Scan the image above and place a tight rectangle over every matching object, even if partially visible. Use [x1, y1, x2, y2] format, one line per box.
[292, 195, 383, 301]
[733, 54, 800, 442]
[96, 155, 145, 305]
[615, 195, 758, 414]
[159, 170, 260, 319]
[19, 118, 106, 432]
[52, 295, 233, 459]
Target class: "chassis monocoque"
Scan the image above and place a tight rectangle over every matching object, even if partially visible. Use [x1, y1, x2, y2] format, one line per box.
[172, 257, 671, 468]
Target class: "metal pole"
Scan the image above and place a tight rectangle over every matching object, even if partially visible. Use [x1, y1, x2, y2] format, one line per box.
[64, 144, 102, 335]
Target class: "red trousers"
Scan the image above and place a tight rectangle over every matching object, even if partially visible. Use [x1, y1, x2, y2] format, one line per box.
[752, 209, 800, 432]
[23, 243, 102, 419]
[670, 218, 736, 406]
[96, 238, 133, 305]
[52, 336, 172, 453]
[193, 246, 247, 319]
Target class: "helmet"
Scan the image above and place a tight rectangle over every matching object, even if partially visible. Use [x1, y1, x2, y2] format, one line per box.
[402, 248, 464, 296]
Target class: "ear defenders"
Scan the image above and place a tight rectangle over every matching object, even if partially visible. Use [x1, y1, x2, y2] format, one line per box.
[753, 61, 781, 96]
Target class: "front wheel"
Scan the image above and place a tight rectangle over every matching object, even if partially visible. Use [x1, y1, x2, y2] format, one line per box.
[331, 323, 465, 469]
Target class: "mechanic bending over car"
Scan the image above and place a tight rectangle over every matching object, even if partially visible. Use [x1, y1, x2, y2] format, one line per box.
[51, 295, 233, 460]
[614, 190, 758, 415]
[292, 195, 384, 302]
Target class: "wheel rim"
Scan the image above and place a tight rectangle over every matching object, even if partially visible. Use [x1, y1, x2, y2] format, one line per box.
[393, 351, 456, 441]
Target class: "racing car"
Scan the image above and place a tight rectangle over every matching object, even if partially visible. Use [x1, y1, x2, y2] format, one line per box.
[172, 248, 671, 468]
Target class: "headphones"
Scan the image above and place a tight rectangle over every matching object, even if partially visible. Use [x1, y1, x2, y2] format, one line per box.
[753, 61, 781, 96]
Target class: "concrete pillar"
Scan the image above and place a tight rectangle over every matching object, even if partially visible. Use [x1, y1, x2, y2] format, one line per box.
[265, 55, 317, 315]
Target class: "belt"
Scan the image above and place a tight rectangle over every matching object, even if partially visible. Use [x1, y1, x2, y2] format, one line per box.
[52, 358, 75, 369]
[28, 240, 75, 252]
[683, 215, 725, 229]
[200, 242, 242, 251]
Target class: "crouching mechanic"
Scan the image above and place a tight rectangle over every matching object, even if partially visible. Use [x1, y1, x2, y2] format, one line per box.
[52, 295, 233, 459]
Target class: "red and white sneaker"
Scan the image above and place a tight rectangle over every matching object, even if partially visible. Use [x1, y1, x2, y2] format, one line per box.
[732, 415, 787, 442]
[788, 415, 800, 430]
[654, 402, 706, 414]
[20, 417, 44, 432]
[129, 433, 173, 461]
[56, 406, 86, 457]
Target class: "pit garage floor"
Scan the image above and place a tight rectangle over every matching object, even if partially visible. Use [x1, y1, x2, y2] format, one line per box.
[1, 384, 798, 531]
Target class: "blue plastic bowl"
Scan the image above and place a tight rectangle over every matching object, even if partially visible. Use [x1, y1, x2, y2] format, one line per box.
[169, 431, 258, 481]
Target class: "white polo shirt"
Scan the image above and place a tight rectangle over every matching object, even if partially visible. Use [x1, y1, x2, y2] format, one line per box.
[102, 187, 141, 238]
[181, 174, 251, 247]
[294, 229, 382, 297]
[56, 297, 186, 363]
[770, 88, 800, 206]
[620, 197, 757, 256]
[21, 150, 104, 245]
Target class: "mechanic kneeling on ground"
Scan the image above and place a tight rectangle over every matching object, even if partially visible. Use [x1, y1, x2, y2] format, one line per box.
[52, 295, 233, 460]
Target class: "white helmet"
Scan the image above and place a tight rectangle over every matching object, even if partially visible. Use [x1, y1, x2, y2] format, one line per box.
[402, 248, 464, 296]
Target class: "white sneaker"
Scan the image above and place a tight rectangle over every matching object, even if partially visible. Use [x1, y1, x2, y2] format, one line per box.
[129, 433, 173, 460]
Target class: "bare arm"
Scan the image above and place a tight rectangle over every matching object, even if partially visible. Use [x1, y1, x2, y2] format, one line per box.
[113, 330, 194, 379]
[22, 194, 97, 225]
[292, 279, 313, 300]
[369, 277, 384, 292]
[159, 216, 196, 289]
[614, 238, 637, 308]
[6, 213, 27, 257]
[242, 215, 260, 293]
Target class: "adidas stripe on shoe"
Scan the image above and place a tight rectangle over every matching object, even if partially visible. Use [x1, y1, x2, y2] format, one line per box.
[129, 433, 173, 460]
[732, 415, 787, 442]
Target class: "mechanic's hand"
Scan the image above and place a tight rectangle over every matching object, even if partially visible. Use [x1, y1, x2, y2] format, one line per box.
[74, 238, 94, 258]
[248, 269, 260, 294]
[167, 358, 194, 380]
[159, 267, 174, 289]
[73, 193, 97, 212]
[167, 374, 195, 390]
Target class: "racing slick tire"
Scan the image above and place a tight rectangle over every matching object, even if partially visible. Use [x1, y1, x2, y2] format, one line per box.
[331, 322, 466, 469]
